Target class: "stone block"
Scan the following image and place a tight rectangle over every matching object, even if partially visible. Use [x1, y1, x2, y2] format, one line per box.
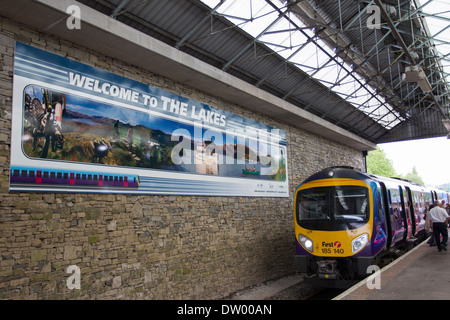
[31, 249, 47, 262]
[64, 246, 81, 261]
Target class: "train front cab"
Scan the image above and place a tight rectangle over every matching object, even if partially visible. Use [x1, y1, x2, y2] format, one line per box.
[294, 169, 431, 288]
[293, 172, 381, 287]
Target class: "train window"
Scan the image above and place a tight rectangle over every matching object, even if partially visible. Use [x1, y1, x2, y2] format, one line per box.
[296, 186, 369, 224]
[387, 190, 395, 215]
[114, 176, 118, 182]
[119, 177, 123, 182]
[297, 189, 328, 221]
[376, 196, 382, 221]
[82, 174, 86, 180]
[88, 174, 92, 181]
[104, 175, 109, 181]
[424, 192, 432, 211]
[390, 188, 404, 227]
[64, 173, 68, 179]
[390, 190, 398, 213]
[13, 170, 20, 177]
[334, 187, 368, 221]
[76, 174, 81, 180]
[50, 172, 56, 179]
[93, 175, 98, 181]
[29, 171, 35, 178]
[44, 172, 49, 179]
[57, 172, 62, 179]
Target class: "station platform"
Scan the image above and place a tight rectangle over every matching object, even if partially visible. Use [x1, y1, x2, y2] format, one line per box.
[334, 238, 450, 300]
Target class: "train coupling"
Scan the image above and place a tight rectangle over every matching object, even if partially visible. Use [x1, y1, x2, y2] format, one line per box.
[317, 260, 339, 279]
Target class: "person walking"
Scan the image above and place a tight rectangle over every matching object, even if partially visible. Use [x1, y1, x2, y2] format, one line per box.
[425, 204, 435, 246]
[429, 201, 450, 252]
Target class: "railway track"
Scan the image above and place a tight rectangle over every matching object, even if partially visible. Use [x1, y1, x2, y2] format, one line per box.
[226, 275, 344, 300]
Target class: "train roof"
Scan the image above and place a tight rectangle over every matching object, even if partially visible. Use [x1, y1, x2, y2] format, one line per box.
[299, 166, 429, 190]
[301, 166, 370, 184]
[297, 166, 450, 202]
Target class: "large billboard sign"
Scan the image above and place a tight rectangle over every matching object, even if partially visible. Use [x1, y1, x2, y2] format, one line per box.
[9, 42, 288, 197]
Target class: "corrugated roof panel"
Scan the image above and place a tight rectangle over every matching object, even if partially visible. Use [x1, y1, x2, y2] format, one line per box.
[73, 0, 448, 143]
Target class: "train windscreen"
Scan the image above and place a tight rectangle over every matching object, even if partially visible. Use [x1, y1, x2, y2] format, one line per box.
[296, 186, 369, 231]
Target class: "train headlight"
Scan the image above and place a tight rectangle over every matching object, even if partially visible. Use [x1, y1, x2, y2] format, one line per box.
[352, 233, 369, 254]
[298, 234, 314, 253]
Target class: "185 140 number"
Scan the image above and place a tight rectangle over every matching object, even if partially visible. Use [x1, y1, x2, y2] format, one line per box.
[321, 248, 344, 254]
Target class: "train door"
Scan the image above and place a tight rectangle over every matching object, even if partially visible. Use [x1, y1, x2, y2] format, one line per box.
[413, 189, 426, 234]
[431, 190, 438, 204]
[379, 182, 393, 249]
[405, 187, 418, 237]
[390, 187, 406, 244]
[424, 191, 433, 211]
[373, 183, 389, 253]
[399, 186, 412, 240]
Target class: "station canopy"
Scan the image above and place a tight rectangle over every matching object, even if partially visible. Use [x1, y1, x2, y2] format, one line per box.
[76, 0, 450, 144]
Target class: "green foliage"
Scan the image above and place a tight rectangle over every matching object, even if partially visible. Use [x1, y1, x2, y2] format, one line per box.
[367, 147, 425, 185]
[366, 147, 396, 177]
[404, 167, 424, 185]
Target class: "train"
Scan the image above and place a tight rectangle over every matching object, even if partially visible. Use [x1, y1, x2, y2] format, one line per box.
[293, 166, 450, 288]
[10, 167, 140, 190]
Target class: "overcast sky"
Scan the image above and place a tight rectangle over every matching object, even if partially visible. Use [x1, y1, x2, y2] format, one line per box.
[378, 137, 450, 187]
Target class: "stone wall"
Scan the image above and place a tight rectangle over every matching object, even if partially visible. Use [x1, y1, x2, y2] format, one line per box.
[0, 17, 364, 299]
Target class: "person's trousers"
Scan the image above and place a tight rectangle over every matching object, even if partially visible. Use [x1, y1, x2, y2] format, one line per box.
[433, 222, 448, 250]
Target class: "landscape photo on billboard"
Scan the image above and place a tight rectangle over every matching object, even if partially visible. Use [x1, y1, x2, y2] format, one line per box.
[21, 85, 286, 181]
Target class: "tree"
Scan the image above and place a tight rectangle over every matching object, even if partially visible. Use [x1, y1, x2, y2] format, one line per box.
[367, 148, 426, 185]
[366, 147, 396, 177]
[404, 166, 424, 185]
